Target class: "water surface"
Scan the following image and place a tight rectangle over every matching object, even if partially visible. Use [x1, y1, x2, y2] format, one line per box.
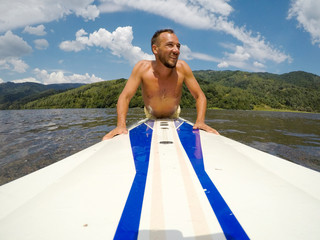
[0, 109, 319, 185]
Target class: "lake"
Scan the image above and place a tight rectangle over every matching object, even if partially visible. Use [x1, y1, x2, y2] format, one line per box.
[0, 108, 319, 185]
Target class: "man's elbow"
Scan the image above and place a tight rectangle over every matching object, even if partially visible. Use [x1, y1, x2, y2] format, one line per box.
[118, 92, 133, 105]
[194, 92, 207, 102]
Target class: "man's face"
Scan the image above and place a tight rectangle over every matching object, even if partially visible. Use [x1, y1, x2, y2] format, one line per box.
[155, 32, 181, 68]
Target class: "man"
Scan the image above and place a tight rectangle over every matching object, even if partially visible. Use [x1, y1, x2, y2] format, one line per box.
[102, 29, 219, 140]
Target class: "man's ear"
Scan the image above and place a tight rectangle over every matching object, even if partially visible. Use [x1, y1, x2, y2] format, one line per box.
[152, 44, 158, 55]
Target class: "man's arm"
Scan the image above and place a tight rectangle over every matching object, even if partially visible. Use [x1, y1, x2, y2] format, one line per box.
[181, 61, 219, 135]
[102, 61, 144, 140]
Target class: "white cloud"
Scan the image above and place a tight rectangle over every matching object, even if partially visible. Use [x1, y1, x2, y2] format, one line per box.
[75, 4, 100, 21]
[33, 68, 105, 84]
[99, 0, 216, 29]
[0, 31, 32, 58]
[11, 77, 40, 84]
[180, 44, 220, 62]
[23, 24, 47, 36]
[60, 26, 154, 65]
[253, 61, 265, 68]
[218, 38, 292, 71]
[182, 43, 264, 71]
[0, 0, 99, 32]
[0, 59, 9, 70]
[0, 58, 29, 73]
[0, 31, 31, 73]
[34, 39, 49, 50]
[217, 61, 229, 68]
[68, 73, 103, 83]
[288, 0, 320, 47]
[189, 0, 233, 16]
[226, 45, 250, 62]
[8, 58, 29, 73]
[0, 78, 4, 83]
[98, 2, 126, 13]
[59, 29, 88, 52]
[216, 44, 267, 71]
[0, 0, 294, 75]
[99, 0, 291, 71]
[59, 40, 86, 52]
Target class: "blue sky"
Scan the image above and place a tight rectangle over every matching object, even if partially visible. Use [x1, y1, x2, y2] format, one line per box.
[0, 0, 319, 85]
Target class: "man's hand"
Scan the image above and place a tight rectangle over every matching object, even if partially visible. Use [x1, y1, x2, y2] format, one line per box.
[193, 122, 220, 135]
[102, 127, 128, 141]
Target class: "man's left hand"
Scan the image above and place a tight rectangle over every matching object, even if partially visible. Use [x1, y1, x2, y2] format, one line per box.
[193, 122, 220, 135]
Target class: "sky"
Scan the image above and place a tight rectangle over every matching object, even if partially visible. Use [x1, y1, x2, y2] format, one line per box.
[0, 0, 320, 85]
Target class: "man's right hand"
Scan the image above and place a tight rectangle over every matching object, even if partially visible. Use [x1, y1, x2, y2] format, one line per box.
[102, 127, 128, 140]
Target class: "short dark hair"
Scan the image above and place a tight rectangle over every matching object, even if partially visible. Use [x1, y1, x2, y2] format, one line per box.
[151, 29, 175, 49]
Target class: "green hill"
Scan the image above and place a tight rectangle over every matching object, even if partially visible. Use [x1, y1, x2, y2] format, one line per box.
[0, 82, 84, 109]
[192, 70, 320, 112]
[4, 70, 320, 112]
[22, 78, 136, 109]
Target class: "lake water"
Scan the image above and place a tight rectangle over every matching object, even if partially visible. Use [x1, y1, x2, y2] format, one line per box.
[0, 108, 319, 185]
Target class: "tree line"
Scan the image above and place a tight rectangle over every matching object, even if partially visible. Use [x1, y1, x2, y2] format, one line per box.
[2, 70, 320, 113]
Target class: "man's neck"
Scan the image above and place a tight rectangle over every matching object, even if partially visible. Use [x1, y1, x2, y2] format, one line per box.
[152, 60, 175, 78]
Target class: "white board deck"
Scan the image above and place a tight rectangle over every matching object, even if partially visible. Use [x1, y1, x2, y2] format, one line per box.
[0, 118, 319, 240]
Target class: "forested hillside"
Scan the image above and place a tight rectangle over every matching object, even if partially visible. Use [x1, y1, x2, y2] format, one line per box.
[0, 82, 84, 109]
[3, 70, 320, 112]
[193, 70, 320, 112]
[22, 78, 132, 109]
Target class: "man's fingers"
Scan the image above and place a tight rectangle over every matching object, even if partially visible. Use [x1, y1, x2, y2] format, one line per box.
[208, 128, 220, 135]
[102, 128, 128, 141]
[193, 123, 220, 135]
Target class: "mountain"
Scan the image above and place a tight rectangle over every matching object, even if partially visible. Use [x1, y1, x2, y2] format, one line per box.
[2, 70, 320, 112]
[192, 70, 320, 112]
[21, 79, 132, 109]
[0, 82, 84, 109]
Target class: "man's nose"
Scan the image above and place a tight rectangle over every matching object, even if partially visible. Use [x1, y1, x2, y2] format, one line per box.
[173, 45, 180, 54]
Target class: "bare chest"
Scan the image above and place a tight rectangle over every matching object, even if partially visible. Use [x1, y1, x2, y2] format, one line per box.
[142, 73, 183, 99]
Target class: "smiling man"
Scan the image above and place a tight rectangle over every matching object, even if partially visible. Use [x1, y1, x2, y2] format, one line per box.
[103, 29, 219, 140]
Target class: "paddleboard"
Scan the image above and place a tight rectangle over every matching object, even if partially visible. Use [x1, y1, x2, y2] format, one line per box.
[0, 118, 319, 240]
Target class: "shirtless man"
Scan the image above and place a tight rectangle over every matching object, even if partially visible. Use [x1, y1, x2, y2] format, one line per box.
[102, 29, 219, 140]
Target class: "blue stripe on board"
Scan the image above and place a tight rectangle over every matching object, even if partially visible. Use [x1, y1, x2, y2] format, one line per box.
[114, 120, 153, 240]
[176, 121, 250, 240]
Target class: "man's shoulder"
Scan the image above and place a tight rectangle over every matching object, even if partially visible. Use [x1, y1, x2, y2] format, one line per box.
[176, 60, 192, 73]
[131, 60, 153, 79]
[135, 60, 153, 69]
[176, 59, 188, 67]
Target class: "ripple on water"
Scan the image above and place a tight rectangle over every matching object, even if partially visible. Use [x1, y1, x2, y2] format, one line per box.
[0, 108, 319, 185]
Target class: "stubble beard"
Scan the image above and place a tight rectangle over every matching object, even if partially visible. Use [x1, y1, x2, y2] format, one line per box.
[158, 53, 178, 69]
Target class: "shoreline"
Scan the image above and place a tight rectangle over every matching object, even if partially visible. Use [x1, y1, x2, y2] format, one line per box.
[207, 107, 318, 114]
[1, 106, 319, 114]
